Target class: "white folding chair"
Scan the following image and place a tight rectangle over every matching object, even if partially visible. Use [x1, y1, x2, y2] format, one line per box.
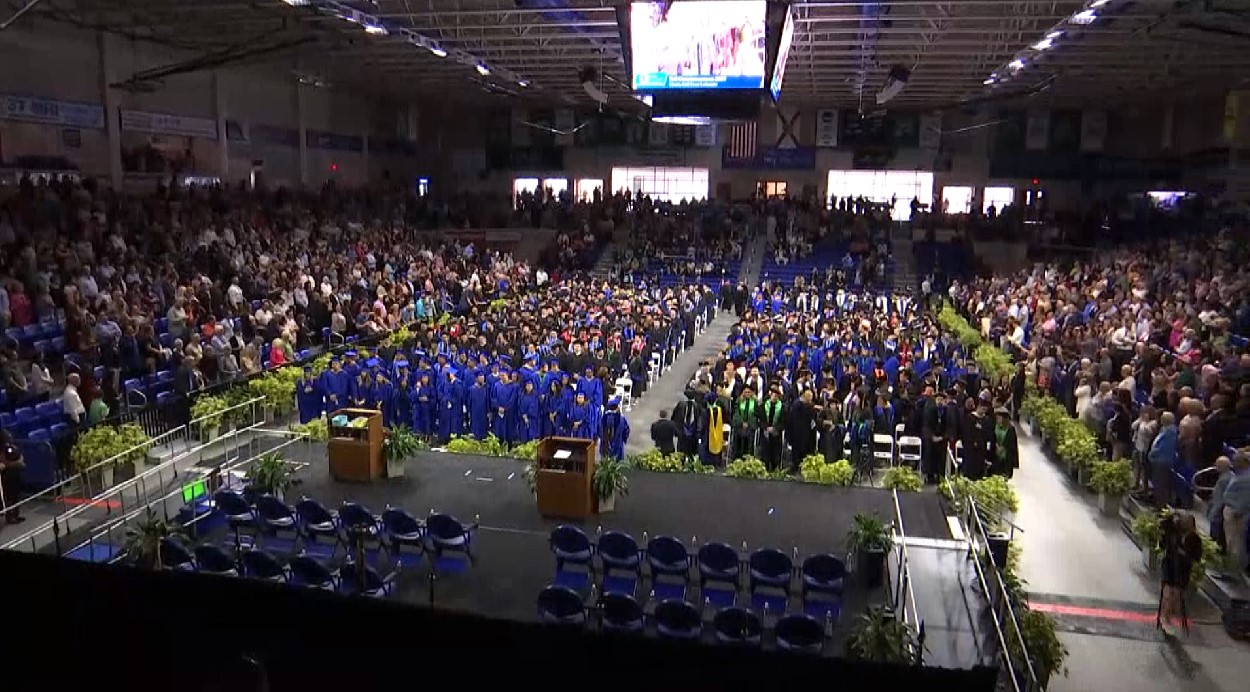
[649, 353, 662, 383]
[722, 423, 734, 464]
[949, 440, 965, 477]
[614, 376, 633, 409]
[872, 433, 895, 467]
[897, 435, 923, 469]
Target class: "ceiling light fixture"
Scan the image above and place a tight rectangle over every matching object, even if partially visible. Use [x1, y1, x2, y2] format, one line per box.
[1070, 9, 1098, 25]
[1009, 58, 1026, 71]
[364, 25, 388, 36]
[1046, 30, 1064, 39]
[476, 64, 491, 76]
[1090, 0, 1111, 8]
[1031, 38, 1054, 51]
[518, 79, 529, 87]
[983, 77, 996, 85]
[429, 46, 447, 57]
[281, 0, 310, 6]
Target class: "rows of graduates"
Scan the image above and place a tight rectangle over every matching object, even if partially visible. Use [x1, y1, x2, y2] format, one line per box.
[659, 284, 1021, 480]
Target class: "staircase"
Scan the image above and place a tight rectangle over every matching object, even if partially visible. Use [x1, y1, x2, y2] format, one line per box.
[891, 235, 919, 294]
[590, 242, 617, 280]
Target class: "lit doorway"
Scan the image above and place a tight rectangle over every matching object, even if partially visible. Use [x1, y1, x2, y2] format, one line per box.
[575, 178, 603, 202]
[759, 180, 788, 198]
[983, 186, 1014, 214]
[513, 177, 540, 206]
[826, 169, 934, 221]
[940, 186, 973, 214]
[543, 177, 568, 197]
[416, 177, 430, 196]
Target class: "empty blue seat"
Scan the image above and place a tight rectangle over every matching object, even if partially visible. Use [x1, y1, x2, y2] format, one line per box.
[35, 401, 59, 420]
[31, 340, 50, 356]
[713, 607, 763, 646]
[775, 614, 824, 653]
[157, 370, 173, 384]
[155, 317, 169, 334]
[599, 592, 645, 633]
[49, 423, 71, 439]
[20, 324, 40, 341]
[289, 554, 339, 589]
[4, 327, 21, 345]
[653, 599, 702, 640]
[536, 585, 587, 626]
[550, 525, 594, 591]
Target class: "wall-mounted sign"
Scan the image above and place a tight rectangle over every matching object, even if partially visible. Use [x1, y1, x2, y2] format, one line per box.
[306, 130, 364, 152]
[722, 145, 816, 170]
[1, 94, 104, 129]
[119, 108, 218, 139]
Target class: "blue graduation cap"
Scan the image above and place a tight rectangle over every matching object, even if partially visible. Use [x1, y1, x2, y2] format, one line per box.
[499, 354, 511, 364]
[414, 350, 427, 359]
[549, 358, 561, 367]
[436, 351, 448, 359]
[607, 396, 621, 408]
[329, 356, 341, 364]
[808, 335, 821, 344]
[344, 350, 358, 358]
[303, 364, 313, 371]
[366, 358, 380, 368]
[523, 352, 538, 362]
[395, 359, 409, 368]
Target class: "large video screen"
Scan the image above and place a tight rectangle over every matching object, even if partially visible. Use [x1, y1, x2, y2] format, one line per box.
[631, 1, 767, 91]
[769, 6, 795, 101]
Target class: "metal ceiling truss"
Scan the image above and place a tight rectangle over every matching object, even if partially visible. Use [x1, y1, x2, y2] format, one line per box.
[18, 0, 1250, 108]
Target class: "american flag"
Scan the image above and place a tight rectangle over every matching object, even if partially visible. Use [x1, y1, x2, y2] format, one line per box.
[727, 121, 757, 159]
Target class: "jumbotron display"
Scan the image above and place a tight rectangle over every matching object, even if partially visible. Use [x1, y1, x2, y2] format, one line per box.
[630, 0, 767, 91]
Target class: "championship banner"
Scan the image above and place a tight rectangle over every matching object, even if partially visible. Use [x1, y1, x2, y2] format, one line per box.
[815, 108, 838, 148]
[1025, 110, 1050, 151]
[775, 108, 800, 149]
[1080, 110, 1106, 153]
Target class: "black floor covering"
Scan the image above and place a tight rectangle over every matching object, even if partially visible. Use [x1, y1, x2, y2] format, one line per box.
[286, 449, 953, 654]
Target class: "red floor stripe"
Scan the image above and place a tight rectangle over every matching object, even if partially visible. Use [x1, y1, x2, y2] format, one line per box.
[1029, 602, 1158, 624]
[55, 497, 122, 510]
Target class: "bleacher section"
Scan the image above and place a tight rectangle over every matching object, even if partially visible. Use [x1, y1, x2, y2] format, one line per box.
[913, 241, 973, 286]
[759, 242, 895, 292]
[642, 257, 742, 289]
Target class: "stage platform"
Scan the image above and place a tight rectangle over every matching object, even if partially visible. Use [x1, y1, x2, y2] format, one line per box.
[280, 447, 986, 664]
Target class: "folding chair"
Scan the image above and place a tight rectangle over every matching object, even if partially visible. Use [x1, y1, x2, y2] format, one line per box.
[949, 440, 964, 478]
[897, 434, 923, 470]
[871, 433, 895, 468]
[614, 376, 633, 410]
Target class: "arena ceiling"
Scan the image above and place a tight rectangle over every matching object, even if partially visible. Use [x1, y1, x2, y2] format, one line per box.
[16, 0, 1250, 111]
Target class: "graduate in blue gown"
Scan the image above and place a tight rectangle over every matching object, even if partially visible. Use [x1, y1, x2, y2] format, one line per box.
[542, 380, 564, 438]
[565, 390, 595, 440]
[373, 368, 395, 427]
[576, 364, 603, 430]
[467, 371, 491, 440]
[491, 369, 518, 444]
[598, 397, 630, 460]
[354, 363, 374, 408]
[515, 379, 542, 443]
[319, 357, 351, 415]
[437, 369, 466, 441]
[296, 364, 323, 424]
[412, 372, 435, 438]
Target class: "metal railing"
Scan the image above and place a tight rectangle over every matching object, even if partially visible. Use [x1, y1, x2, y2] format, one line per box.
[58, 427, 313, 567]
[963, 492, 1039, 692]
[890, 488, 925, 664]
[1, 396, 267, 554]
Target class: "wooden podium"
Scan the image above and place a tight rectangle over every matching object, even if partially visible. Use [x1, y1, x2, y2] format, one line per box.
[327, 409, 383, 482]
[535, 437, 597, 520]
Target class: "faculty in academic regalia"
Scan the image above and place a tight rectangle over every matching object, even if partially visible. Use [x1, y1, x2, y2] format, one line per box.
[516, 380, 542, 443]
[786, 390, 817, 471]
[731, 385, 759, 460]
[599, 397, 631, 460]
[921, 388, 949, 484]
[758, 388, 786, 470]
[698, 391, 727, 467]
[992, 408, 1019, 478]
[296, 365, 323, 424]
[467, 372, 491, 440]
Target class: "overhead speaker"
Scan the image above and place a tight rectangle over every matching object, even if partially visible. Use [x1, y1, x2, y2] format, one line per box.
[876, 65, 911, 106]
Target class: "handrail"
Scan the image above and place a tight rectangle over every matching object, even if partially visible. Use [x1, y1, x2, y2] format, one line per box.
[965, 492, 1040, 692]
[891, 488, 924, 664]
[1, 396, 265, 552]
[59, 428, 314, 564]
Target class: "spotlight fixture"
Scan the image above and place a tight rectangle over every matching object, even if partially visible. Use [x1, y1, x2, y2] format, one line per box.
[1071, 9, 1098, 24]
[1090, 0, 1111, 7]
[429, 45, 447, 57]
[518, 79, 529, 87]
[364, 24, 388, 36]
[1008, 58, 1026, 71]
[476, 64, 491, 76]
[983, 77, 996, 85]
[281, 0, 310, 6]
[1031, 37, 1054, 50]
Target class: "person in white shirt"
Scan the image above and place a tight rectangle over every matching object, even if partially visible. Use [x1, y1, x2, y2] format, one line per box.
[62, 373, 86, 426]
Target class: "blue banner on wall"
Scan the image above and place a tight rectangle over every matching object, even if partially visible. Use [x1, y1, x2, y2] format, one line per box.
[1, 94, 105, 129]
[722, 145, 816, 170]
[306, 130, 364, 152]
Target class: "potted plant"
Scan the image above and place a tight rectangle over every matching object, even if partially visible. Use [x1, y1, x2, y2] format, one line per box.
[70, 426, 123, 489]
[1008, 607, 1069, 689]
[846, 513, 892, 588]
[724, 456, 771, 480]
[190, 394, 229, 442]
[123, 507, 185, 569]
[846, 604, 918, 664]
[115, 423, 153, 477]
[881, 466, 923, 492]
[1088, 460, 1132, 516]
[249, 372, 298, 422]
[244, 452, 293, 501]
[382, 425, 423, 479]
[523, 459, 539, 495]
[593, 457, 631, 513]
[1129, 510, 1164, 571]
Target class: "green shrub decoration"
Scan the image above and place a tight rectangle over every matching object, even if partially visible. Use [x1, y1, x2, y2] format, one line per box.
[881, 466, 923, 492]
[798, 454, 853, 486]
[248, 373, 296, 414]
[445, 434, 509, 457]
[1130, 510, 1164, 555]
[70, 426, 121, 473]
[289, 418, 329, 442]
[189, 394, 229, 432]
[510, 439, 540, 461]
[724, 457, 770, 479]
[1088, 460, 1133, 496]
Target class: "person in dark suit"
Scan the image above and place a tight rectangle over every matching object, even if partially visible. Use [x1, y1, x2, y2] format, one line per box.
[960, 397, 991, 480]
[759, 388, 786, 470]
[1010, 362, 1027, 421]
[650, 410, 679, 456]
[785, 390, 817, 472]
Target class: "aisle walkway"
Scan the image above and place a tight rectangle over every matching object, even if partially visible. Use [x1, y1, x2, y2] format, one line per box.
[1012, 427, 1248, 692]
